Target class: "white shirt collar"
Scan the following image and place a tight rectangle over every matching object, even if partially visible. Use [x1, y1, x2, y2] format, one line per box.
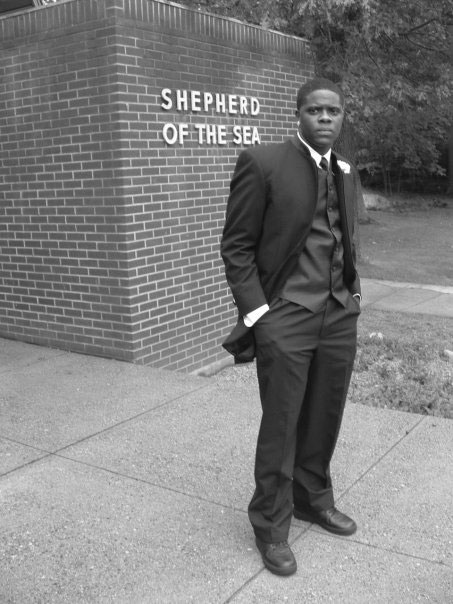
[297, 132, 332, 168]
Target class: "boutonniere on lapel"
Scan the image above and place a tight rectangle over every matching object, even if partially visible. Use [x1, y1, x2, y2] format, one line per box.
[337, 160, 351, 174]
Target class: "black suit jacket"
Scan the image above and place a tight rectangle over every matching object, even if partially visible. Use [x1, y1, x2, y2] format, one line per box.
[221, 136, 361, 361]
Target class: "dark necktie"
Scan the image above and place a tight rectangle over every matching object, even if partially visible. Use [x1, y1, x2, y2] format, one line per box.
[319, 157, 329, 171]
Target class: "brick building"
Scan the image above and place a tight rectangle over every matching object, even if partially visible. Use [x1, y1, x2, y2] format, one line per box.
[0, 0, 314, 371]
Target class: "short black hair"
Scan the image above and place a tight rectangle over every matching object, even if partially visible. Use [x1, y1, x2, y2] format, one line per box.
[296, 77, 345, 110]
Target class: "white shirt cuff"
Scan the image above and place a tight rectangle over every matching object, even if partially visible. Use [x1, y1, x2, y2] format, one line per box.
[243, 304, 270, 327]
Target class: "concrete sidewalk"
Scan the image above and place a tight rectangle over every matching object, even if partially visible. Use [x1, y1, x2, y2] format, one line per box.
[1, 280, 452, 603]
[361, 278, 453, 316]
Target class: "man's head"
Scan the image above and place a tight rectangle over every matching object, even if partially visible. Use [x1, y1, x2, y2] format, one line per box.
[295, 77, 345, 155]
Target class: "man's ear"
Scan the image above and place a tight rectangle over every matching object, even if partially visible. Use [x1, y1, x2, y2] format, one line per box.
[295, 109, 300, 118]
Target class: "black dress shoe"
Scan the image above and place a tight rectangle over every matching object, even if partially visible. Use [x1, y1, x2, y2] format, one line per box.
[294, 506, 357, 536]
[255, 537, 297, 576]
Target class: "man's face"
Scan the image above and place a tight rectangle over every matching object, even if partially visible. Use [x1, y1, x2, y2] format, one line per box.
[296, 89, 344, 155]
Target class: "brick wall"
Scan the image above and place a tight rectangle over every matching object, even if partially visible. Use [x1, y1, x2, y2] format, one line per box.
[0, 0, 313, 371]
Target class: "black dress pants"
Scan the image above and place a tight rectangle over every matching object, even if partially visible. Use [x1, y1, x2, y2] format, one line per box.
[248, 295, 360, 543]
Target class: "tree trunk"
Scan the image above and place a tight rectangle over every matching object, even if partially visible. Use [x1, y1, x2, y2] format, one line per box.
[448, 125, 453, 195]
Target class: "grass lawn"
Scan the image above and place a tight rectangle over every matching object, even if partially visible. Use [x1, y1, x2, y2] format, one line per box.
[215, 195, 453, 419]
[354, 195, 453, 418]
[358, 196, 453, 286]
[351, 309, 452, 418]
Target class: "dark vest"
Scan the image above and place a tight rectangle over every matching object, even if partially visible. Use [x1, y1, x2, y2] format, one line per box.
[281, 163, 349, 312]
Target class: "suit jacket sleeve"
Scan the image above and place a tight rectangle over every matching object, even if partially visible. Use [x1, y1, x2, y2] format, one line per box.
[350, 166, 362, 297]
[220, 149, 268, 316]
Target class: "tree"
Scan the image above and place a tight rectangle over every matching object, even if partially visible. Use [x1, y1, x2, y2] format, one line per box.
[182, 0, 453, 195]
[448, 24, 453, 195]
[282, 1, 452, 194]
[449, 126, 453, 195]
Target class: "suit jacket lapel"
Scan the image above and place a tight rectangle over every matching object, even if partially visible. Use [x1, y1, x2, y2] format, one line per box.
[333, 159, 355, 277]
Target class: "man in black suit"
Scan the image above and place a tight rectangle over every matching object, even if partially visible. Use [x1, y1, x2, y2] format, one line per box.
[221, 78, 362, 576]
